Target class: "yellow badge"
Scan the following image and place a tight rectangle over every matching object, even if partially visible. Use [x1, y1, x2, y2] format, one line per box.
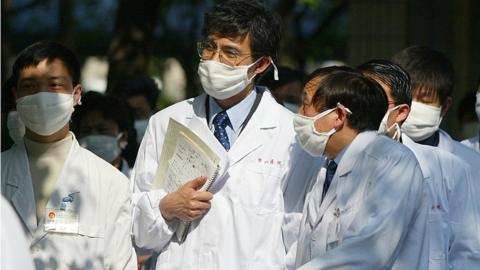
[48, 211, 56, 219]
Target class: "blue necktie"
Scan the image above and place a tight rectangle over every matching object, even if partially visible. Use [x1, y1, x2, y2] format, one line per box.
[212, 111, 231, 150]
[323, 159, 337, 197]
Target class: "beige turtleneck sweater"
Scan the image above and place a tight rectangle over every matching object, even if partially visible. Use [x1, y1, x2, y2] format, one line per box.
[24, 133, 73, 222]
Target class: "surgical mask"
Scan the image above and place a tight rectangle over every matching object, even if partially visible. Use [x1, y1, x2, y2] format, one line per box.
[79, 133, 124, 163]
[134, 119, 149, 144]
[475, 92, 480, 122]
[293, 103, 352, 157]
[378, 105, 401, 141]
[198, 58, 278, 100]
[7, 111, 25, 144]
[402, 101, 442, 141]
[16, 92, 74, 136]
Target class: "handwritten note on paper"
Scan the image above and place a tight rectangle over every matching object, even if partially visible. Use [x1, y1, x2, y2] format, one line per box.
[163, 132, 216, 193]
[153, 118, 221, 191]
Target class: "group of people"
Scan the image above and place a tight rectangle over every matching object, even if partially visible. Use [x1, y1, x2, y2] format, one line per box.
[1, 0, 480, 270]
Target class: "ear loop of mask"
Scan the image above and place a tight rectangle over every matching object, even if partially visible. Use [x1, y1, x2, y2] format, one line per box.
[387, 123, 401, 141]
[270, 57, 279, 81]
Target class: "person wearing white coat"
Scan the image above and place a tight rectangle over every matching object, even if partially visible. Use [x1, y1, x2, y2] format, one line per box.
[1, 195, 35, 270]
[359, 59, 480, 269]
[1, 41, 136, 269]
[131, 2, 321, 269]
[292, 68, 427, 269]
[392, 46, 480, 169]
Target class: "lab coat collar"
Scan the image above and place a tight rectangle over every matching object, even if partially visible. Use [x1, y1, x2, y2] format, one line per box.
[6, 132, 80, 238]
[437, 129, 454, 153]
[334, 131, 377, 177]
[7, 139, 38, 236]
[315, 131, 377, 221]
[187, 88, 279, 167]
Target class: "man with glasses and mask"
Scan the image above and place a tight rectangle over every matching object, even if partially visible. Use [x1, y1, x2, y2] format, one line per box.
[131, 1, 320, 269]
[1, 41, 136, 269]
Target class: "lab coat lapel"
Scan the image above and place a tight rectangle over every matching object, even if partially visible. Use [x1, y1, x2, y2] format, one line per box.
[32, 135, 82, 244]
[7, 143, 38, 236]
[227, 92, 276, 167]
[438, 129, 454, 153]
[314, 131, 377, 226]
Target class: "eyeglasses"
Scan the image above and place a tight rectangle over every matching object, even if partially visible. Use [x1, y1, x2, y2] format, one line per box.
[197, 41, 253, 66]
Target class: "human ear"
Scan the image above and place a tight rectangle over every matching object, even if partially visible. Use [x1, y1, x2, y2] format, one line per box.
[395, 104, 410, 124]
[73, 84, 83, 106]
[441, 96, 453, 117]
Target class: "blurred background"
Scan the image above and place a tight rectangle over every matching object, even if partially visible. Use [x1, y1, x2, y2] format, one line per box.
[2, 0, 480, 141]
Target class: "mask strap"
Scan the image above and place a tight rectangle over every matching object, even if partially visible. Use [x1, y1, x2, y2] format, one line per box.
[387, 123, 401, 141]
[270, 58, 279, 81]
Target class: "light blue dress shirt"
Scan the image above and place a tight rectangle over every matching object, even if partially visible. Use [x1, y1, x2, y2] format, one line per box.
[208, 88, 258, 147]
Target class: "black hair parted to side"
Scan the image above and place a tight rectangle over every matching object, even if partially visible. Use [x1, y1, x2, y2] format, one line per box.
[11, 41, 80, 86]
[358, 59, 412, 106]
[309, 68, 388, 132]
[203, 0, 281, 61]
[392, 45, 454, 105]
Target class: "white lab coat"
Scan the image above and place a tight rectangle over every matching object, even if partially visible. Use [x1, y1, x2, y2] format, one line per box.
[1, 133, 137, 270]
[402, 134, 480, 269]
[461, 133, 479, 153]
[438, 129, 480, 169]
[131, 89, 321, 270]
[294, 132, 428, 270]
[1, 196, 35, 270]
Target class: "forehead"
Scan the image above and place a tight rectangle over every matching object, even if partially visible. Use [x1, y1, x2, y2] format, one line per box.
[207, 33, 251, 50]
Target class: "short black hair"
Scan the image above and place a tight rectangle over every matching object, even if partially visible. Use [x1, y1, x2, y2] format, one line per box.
[72, 91, 134, 134]
[11, 41, 80, 86]
[115, 75, 159, 111]
[392, 45, 454, 105]
[309, 67, 388, 132]
[358, 59, 412, 106]
[203, 0, 281, 61]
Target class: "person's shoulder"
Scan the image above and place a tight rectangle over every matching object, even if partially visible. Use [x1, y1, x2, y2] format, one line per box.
[367, 134, 417, 162]
[77, 146, 130, 184]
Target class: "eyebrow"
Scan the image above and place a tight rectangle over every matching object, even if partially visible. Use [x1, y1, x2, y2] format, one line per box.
[48, 76, 69, 81]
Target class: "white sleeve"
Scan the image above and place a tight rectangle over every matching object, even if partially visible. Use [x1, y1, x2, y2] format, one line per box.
[281, 145, 323, 268]
[298, 156, 425, 270]
[132, 190, 178, 251]
[448, 163, 480, 268]
[104, 175, 137, 270]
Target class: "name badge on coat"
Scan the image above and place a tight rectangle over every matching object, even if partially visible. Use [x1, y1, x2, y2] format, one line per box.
[44, 192, 79, 234]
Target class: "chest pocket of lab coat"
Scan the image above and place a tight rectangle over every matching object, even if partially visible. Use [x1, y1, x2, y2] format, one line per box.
[231, 159, 283, 214]
[33, 224, 105, 268]
[428, 210, 449, 261]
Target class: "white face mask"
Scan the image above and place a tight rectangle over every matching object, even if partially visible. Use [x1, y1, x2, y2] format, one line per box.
[16, 92, 74, 136]
[475, 92, 480, 122]
[7, 111, 25, 144]
[378, 105, 402, 141]
[402, 101, 442, 141]
[293, 103, 352, 157]
[79, 133, 124, 163]
[134, 119, 149, 144]
[198, 58, 277, 100]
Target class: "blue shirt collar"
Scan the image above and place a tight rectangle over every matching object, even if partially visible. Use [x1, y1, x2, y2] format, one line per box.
[208, 88, 258, 132]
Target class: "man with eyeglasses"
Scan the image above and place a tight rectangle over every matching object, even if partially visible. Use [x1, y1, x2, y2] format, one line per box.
[130, 1, 321, 269]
